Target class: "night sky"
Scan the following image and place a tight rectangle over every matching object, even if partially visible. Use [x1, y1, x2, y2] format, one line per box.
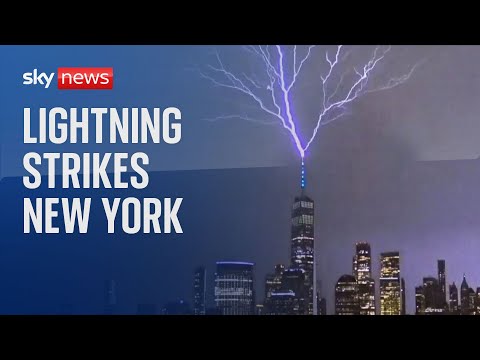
[0, 45, 479, 314]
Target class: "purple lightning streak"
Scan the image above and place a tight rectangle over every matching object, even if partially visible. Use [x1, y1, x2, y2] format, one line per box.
[199, 45, 420, 159]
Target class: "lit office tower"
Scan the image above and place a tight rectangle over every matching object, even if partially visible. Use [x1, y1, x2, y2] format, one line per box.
[401, 278, 406, 315]
[353, 242, 376, 315]
[379, 252, 401, 315]
[214, 261, 255, 315]
[193, 266, 206, 315]
[264, 264, 285, 313]
[437, 260, 447, 306]
[460, 274, 471, 315]
[290, 190, 314, 315]
[104, 280, 116, 315]
[415, 286, 425, 315]
[449, 282, 459, 314]
[335, 275, 359, 315]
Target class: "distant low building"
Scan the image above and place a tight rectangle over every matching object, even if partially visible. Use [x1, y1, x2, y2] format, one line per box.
[193, 266, 206, 315]
[318, 297, 327, 315]
[161, 299, 192, 315]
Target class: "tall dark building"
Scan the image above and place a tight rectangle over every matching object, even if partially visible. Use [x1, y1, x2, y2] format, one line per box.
[415, 286, 425, 315]
[335, 274, 359, 315]
[401, 278, 406, 315]
[460, 274, 471, 315]
[290, 188, 314, 315]
[275, 268, 309, 315]
[318, 297, 327, 315]
[353, 242, 376, 315]
[214, 261, 255, 315]
[264, 264, 285, 313]
[476, 288, 480, 315]
[468, 288, 476, 315]
[268, 291, 300, 315]
[437, 260, 447, 306]
[104, 280, 116, 315]
[449, 282, 459, 314]
[379, 252, 401, 315]
[193, 266, 206, 315]
[421, 277, 445, 314]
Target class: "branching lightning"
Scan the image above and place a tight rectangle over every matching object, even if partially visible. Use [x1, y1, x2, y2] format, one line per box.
[199, 45, 420, 159]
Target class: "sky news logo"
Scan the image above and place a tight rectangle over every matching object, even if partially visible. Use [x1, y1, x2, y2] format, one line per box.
[22, 68, 114, 90]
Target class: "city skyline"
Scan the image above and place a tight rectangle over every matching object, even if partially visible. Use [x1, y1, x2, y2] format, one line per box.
[87, 247, 480, 315]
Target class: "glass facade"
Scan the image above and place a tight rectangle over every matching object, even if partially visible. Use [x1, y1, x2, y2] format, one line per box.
[291, 194, 314, 315]
[214, 261, 255, 315]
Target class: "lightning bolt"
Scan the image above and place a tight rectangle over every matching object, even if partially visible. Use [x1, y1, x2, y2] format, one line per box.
[199, 45, 420, 159]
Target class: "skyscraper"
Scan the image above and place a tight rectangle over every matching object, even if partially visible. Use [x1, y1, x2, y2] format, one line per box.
[468, 288, 476, 315]
[415, 286, 425, 315]
[401, 278, 406, 315]
[214, 261, 255, 315]
[318, 297, 327, 315]
[268, 291, 300, 315]
[449, 282, 459, 314]
[460, 274, 470, 315]
[437, 260, 447, 307]
[193, 266, 206, 315]
[274, 268, 309, 315]
[379, 252, 401, 315]
[353, 242, 376, 315]
[104, 280, 116, 315]
[264, 264, 285, 312]
[290, 189, 314, 315]
[335, 274, 359, 315]
[421, 277, 445, 314]
[266, 265, 285, 293]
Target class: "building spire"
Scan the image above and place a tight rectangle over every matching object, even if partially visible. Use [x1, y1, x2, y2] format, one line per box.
[301, 158, 306, 190]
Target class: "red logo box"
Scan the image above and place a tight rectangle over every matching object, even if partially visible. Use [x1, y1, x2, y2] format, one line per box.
[57, 67, 113, 90]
